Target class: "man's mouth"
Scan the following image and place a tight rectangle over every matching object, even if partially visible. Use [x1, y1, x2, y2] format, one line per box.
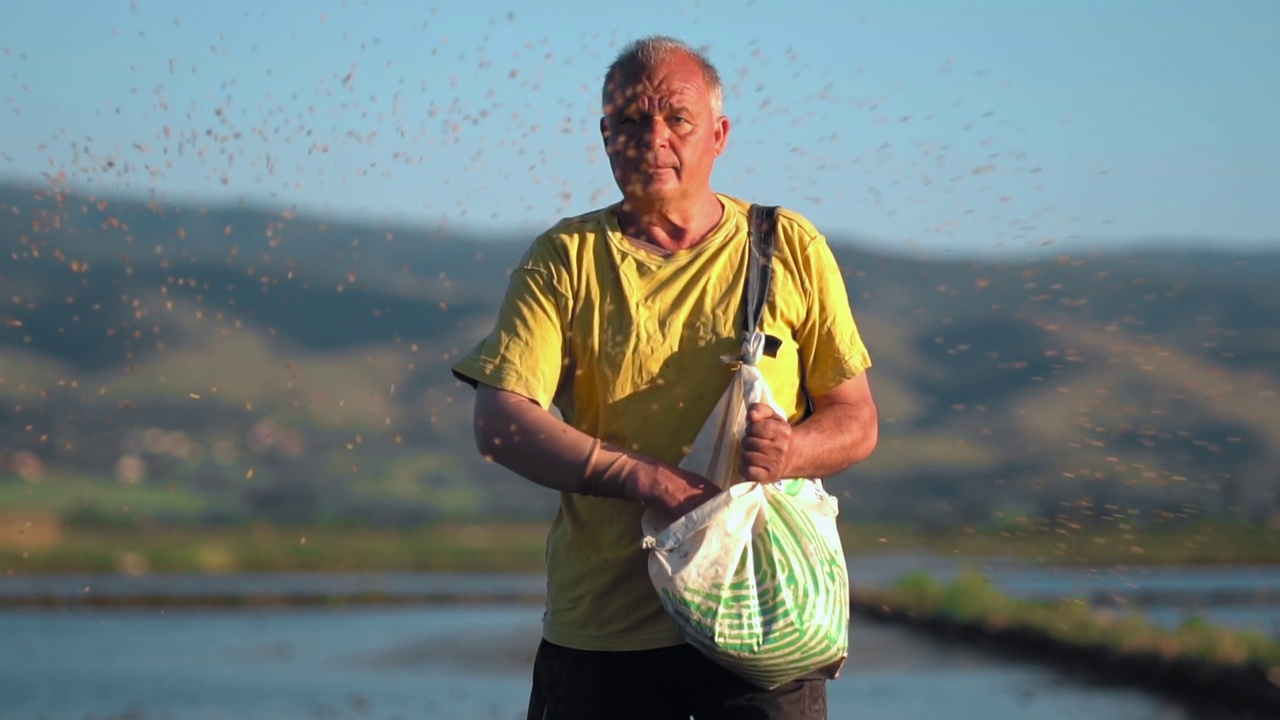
[638, 155, 677, 172]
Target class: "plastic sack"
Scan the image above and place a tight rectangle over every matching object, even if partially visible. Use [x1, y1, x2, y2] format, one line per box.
[641, 345, 850, 690]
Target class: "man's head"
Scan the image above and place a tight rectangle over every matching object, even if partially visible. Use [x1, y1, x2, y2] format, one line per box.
[600, 36, 729, 209]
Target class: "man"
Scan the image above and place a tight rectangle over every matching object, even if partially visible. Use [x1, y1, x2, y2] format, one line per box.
[452, 35, 878, 720]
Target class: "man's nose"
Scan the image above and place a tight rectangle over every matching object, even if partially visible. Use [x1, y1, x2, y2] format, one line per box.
[642, 118, 671, 148]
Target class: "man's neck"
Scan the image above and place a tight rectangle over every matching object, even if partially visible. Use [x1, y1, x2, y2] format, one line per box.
[616, 193, 724, 254]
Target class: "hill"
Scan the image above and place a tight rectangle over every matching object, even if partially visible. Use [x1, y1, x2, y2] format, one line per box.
[2, 181, 1278, 531]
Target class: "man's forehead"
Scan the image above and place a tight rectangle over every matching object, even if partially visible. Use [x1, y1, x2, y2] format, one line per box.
[609, 86, 699, 108]
[607, 59, 708, 104]
[606, 78, 705, 112]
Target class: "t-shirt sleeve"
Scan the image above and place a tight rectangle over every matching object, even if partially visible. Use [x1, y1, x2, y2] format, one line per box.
[794, 233, 873, 397]
[450, 236, 571, 409]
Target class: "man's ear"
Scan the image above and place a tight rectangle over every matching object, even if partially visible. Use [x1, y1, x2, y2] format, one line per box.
[714, 116, 730, 157]
[599, 116, 610, 146]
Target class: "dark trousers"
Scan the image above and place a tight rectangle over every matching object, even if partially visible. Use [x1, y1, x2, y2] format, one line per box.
[526, 640, 828, 720]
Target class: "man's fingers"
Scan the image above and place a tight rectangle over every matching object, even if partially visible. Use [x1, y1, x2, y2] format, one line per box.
[741, 449, 780, 466]
[740, 445, 784, 480]
[737, 407, 796, 484]
[745, 403, 777, 422]
[747, 427, 783, 450]
[743, 421, 789, 444]
[738, 462, 773, 484]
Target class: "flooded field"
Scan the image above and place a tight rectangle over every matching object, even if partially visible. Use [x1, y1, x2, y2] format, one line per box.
[0, 604, 1240, 720]
[3, 556, 1275, 719]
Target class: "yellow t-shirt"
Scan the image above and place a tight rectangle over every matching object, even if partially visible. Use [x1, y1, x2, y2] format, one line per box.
[451, 194, 872, 651]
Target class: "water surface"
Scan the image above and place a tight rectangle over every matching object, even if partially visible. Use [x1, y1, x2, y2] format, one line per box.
[0, 604, 1250, 720]
[6, 554, 1275, 632]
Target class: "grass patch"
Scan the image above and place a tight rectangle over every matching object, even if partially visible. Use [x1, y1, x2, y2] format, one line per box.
[0, 521, 549, 574]
[838, 521, 1280, 566]
[5, 519, 1280, 575]
[857, 569, 1280, 668]
[347, 452, 482, 514]
[0, 475, 211, 517]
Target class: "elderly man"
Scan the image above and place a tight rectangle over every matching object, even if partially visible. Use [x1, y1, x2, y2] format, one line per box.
[452, 35, 878, 720]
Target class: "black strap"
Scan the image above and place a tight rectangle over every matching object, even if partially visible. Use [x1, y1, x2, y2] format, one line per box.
[743, 204, 814, 419]
[744, 204, 779, 345]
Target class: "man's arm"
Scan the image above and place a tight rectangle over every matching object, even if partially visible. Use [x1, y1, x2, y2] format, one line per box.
[739, 371, 879, 483]
[472, 383, 721, 520]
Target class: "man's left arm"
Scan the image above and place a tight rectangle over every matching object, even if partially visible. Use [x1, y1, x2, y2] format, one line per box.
[740, 371, 878, 484]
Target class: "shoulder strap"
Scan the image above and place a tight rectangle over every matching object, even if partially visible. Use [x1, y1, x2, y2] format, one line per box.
[743, 204, 778, 336]
[743, 204, 816, 419]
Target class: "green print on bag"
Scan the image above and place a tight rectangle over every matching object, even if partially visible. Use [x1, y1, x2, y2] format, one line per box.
[642, 207, 850, 690]
[649, 478, 850, 689]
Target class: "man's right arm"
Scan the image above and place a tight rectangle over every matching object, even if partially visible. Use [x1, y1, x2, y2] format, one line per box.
[471, 383, 720, 521]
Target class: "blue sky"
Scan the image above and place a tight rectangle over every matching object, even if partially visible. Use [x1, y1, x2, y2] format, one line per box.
[3, 0, 1277, 257]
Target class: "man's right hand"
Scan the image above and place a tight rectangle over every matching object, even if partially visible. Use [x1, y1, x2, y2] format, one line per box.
[631, 461, 721, 526]
[473, 385, 721, 522]
[583, 437, 720, 523]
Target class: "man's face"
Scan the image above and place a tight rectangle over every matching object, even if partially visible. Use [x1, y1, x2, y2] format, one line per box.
[601, 54, 728, 207]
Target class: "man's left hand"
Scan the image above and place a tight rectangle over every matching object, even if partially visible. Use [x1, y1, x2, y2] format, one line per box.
[740, 403, 793, 484]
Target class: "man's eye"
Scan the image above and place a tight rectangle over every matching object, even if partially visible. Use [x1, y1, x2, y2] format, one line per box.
[670, 116, 687, 125]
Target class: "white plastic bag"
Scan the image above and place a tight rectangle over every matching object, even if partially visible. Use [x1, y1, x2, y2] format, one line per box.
[642, 340, 850, 690]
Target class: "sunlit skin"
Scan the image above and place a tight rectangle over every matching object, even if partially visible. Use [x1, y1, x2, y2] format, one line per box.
[600, 53, 728, 253]
[591, 52, 878, 516]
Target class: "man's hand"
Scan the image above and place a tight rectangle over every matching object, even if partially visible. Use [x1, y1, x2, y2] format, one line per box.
[632, 462, 721, 526]
[741, 403, 793, 483]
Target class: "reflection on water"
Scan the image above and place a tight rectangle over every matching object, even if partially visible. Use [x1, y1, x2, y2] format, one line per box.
[2, 557, 1275, 718]
[4, 554, 1276, 633]
[0, 604, 1253, 720]
[2, 606, 540, 720]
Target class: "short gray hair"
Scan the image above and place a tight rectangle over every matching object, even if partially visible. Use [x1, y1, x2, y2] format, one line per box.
[602, 36, 724, 116]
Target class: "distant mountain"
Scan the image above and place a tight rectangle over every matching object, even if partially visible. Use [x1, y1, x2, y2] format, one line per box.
[2, 181, 1278, 529]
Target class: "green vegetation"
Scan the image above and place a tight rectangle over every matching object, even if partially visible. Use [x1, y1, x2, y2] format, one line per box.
[839, 520, 1280, 566]
[4, 183, 1280, 537]
[5, 519, 1280, 575]
[0, 475, 214, 518]
[347, 453, 483, 514]
[856, 569, 1280, 668]
[0, 522, 549, 574]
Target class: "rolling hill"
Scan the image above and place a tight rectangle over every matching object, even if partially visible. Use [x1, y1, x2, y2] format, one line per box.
[2, 181, 1277, 530]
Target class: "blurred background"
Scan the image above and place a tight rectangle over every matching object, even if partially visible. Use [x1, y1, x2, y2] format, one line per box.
[1, 1, 1277, 718]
